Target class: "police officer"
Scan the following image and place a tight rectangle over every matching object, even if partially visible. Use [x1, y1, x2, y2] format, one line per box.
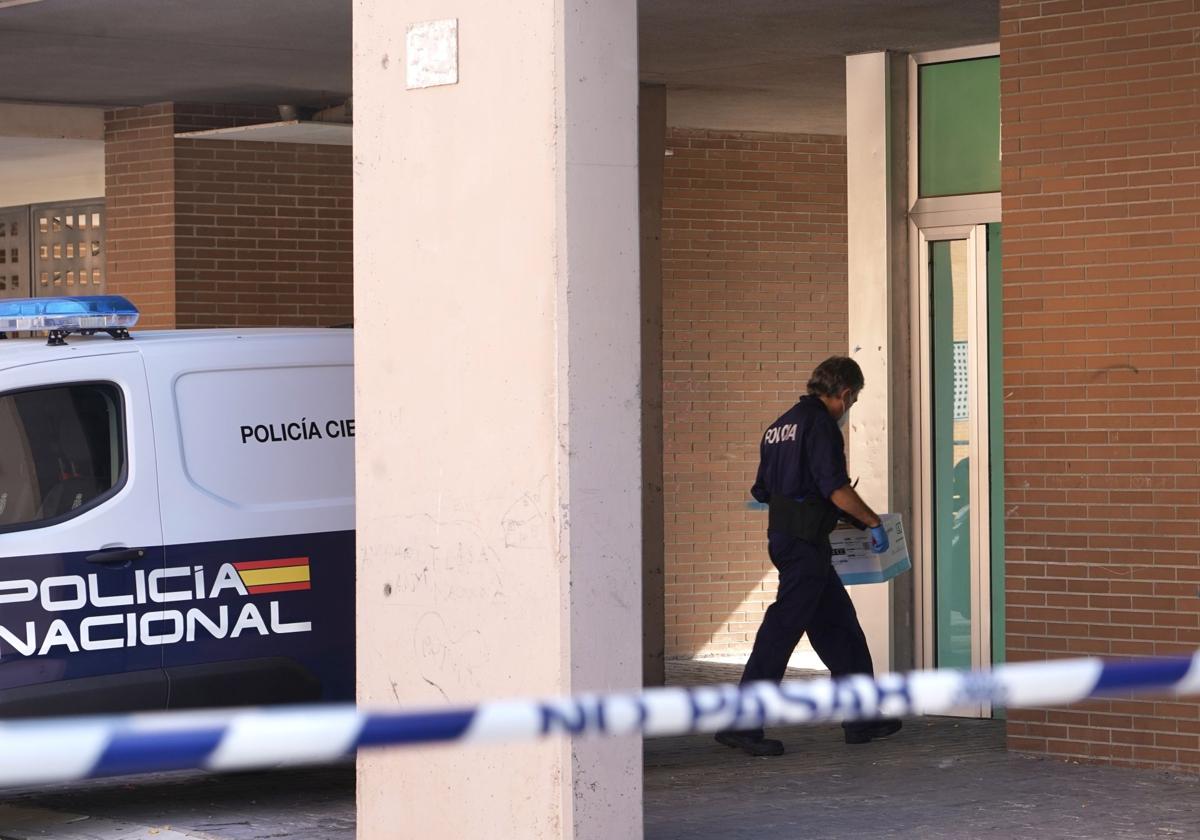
[715, 356, 902, 756]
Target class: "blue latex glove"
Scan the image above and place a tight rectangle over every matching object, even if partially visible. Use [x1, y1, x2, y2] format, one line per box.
[869, 524, 889, 554]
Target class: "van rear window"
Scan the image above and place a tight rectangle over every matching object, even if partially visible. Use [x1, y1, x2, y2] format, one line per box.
[0, 383, 124, 531]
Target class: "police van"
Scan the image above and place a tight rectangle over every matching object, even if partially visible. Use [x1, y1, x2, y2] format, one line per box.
[0, 296, 354, 716]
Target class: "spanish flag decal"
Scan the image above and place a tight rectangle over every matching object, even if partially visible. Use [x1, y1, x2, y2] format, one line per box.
[233, 557, 312, 595]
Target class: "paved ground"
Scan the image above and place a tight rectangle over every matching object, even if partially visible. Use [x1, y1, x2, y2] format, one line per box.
[0, 768, 354, 840]
[3, 661, 1200, 838]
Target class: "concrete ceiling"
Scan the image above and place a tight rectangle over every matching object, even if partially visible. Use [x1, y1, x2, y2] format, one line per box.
[0, 0, 997, 134]
[640, 0, 999, 134]
[0, 0, 352, 108]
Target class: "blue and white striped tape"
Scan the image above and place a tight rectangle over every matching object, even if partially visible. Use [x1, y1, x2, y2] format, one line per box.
[3, 650, 1200, 787]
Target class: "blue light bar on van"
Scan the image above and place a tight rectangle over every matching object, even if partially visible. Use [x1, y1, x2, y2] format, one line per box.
[0, 296, 139, 345]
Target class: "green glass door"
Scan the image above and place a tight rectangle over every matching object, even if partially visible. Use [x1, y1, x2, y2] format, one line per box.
[926, 224, 1003, 701]
[930, 238, 973, 669]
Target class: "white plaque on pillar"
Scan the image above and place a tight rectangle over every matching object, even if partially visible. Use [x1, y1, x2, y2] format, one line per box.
[406, 19, 459, 89]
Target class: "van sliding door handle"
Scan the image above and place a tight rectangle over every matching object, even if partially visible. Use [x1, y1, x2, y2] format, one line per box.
[86, 547, 147, 567]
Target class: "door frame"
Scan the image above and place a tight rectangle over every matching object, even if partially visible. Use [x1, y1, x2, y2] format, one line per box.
[912, 226, 998, 717]
[906, 44, 1002, 717]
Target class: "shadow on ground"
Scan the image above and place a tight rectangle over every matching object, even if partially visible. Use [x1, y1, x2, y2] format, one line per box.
[648, 661, 1200, 840]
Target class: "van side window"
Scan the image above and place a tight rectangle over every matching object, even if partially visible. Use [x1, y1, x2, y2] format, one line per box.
[0, 383, 125, 531]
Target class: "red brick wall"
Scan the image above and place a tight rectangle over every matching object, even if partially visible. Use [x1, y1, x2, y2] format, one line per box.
[662, 128, 848, 657]
[105, 105, 177, 328]
[1001, 0, 1200, 768]
[105, 104, 352, 329]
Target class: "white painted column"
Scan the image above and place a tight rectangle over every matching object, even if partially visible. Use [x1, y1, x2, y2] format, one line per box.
[354, 2, 642, 838]
[845, 52, 904, 673]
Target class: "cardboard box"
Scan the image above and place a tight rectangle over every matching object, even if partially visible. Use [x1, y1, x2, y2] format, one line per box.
[830, 513, 911, 586]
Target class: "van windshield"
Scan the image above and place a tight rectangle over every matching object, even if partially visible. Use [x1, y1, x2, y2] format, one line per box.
[0, 383, 124, 531]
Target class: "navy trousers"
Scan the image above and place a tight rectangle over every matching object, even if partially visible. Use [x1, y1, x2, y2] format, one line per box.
[739, 531, 876, 736]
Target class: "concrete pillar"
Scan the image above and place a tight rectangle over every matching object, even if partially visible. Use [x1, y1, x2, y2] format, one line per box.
[639, 84, 666, 689]
[354, 2, 642, 838]
[845, 52, 910, 673]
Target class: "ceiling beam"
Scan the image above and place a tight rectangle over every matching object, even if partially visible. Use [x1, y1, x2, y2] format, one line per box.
[0, 102, 104, 140]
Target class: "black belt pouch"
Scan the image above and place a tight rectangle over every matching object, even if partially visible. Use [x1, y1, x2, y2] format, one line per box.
[767, 495, 840, 544]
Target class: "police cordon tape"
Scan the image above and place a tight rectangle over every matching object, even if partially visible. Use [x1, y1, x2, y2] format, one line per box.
[3, 649, 1200, 787]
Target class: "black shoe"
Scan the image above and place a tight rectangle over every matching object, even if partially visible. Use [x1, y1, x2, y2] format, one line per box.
[714, 731, 785, 756]
[844, 718, 903, 745]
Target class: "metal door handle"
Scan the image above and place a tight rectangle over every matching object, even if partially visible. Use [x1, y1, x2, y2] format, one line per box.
[85, 547, 146, 567]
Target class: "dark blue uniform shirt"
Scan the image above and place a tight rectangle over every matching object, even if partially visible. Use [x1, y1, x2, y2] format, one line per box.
[750, 395, 850, 504]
